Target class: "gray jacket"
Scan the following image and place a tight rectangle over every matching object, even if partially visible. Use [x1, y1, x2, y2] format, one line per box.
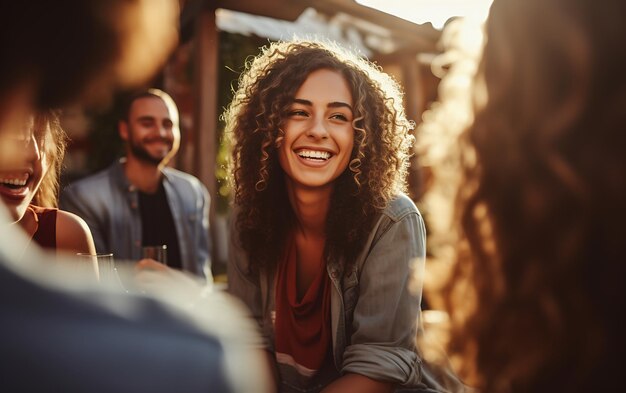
[229, 194, 443, 389]
[60, 159, 210, 277]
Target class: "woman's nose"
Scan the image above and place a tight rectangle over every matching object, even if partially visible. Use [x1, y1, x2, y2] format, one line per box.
[305, 116, 329, 139]
[24, 134, 41, 162]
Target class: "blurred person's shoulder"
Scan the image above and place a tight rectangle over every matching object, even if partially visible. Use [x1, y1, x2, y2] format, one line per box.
[135, 283, 271, 392]
[64, 161, 120, 193]
[163, 166, 208, 193]
[60, 161, 125, 208]
[0, 257, 233, 392]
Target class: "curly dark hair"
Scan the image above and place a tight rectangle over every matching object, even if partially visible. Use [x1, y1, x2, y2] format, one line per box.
[224, 40, 414, 273]
[444, 0, 626, 391]
[32, 110, 68, 208]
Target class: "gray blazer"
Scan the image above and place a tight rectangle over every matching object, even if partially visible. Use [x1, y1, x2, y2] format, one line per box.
[60, 159, 210, 277]
[229, 194, 445, 389]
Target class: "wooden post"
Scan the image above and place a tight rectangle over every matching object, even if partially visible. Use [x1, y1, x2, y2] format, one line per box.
[402, 54, 427, 201]
[194, 6, 220, 272]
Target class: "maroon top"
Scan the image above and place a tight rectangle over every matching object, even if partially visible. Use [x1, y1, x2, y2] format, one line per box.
[29, 205, 57, 250]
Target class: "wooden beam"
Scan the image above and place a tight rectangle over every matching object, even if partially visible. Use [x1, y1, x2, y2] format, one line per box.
[215, 0, 308, 21]
[311, 0, 440, 39]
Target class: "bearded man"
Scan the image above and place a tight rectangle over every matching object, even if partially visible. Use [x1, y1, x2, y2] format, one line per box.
[61, 89, 210, 277]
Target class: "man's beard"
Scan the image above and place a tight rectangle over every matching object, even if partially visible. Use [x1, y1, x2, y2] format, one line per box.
[129, 138, 171, 166]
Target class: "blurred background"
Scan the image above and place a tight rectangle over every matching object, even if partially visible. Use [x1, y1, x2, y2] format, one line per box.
[59, 0, 490, 316]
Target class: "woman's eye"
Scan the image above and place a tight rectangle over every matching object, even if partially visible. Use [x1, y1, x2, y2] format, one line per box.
[330, 113, 349, 121]
[289, 110, 308, 117]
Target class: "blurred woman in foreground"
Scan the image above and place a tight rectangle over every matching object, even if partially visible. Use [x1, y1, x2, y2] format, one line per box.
[444, 0, 626, 391]
[0, 111, 95, 254]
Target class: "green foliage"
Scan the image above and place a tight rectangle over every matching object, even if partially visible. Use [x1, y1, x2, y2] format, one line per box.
[214, 32, 271, 214]
[85, 102, 125, 173]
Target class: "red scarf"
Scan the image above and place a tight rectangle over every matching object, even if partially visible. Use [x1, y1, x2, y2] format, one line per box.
[274, 234, 333, 376]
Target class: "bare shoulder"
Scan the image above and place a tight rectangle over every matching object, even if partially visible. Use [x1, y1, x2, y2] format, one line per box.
[55, 210, 97, 254]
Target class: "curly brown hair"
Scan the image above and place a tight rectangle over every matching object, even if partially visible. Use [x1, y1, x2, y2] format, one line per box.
[224, 40, 414, 273]
[32, 110, 68, 208]
[444, 0, 626, 391]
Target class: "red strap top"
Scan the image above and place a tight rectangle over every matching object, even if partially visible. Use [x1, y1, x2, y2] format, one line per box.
[29, 205, 58, 250]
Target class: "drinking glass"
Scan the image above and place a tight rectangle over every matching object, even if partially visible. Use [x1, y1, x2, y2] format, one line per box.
[142, 245, 168, 265]
[76, 253, 125, 290]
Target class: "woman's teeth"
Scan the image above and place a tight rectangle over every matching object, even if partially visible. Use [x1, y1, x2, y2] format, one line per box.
[0, 177, 28, 188]
[297, 150, 331, 160]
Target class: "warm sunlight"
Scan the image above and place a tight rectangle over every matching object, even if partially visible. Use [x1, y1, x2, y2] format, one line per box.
[356, 0, 493, 29]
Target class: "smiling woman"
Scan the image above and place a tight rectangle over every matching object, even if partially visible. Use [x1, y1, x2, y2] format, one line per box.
[225, 40, 454, 393]
[278, 69, 355, 192]
[0, 111, 96, 256]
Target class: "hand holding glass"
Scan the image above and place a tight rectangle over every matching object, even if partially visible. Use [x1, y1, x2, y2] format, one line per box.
[142, 245, 167, 265]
